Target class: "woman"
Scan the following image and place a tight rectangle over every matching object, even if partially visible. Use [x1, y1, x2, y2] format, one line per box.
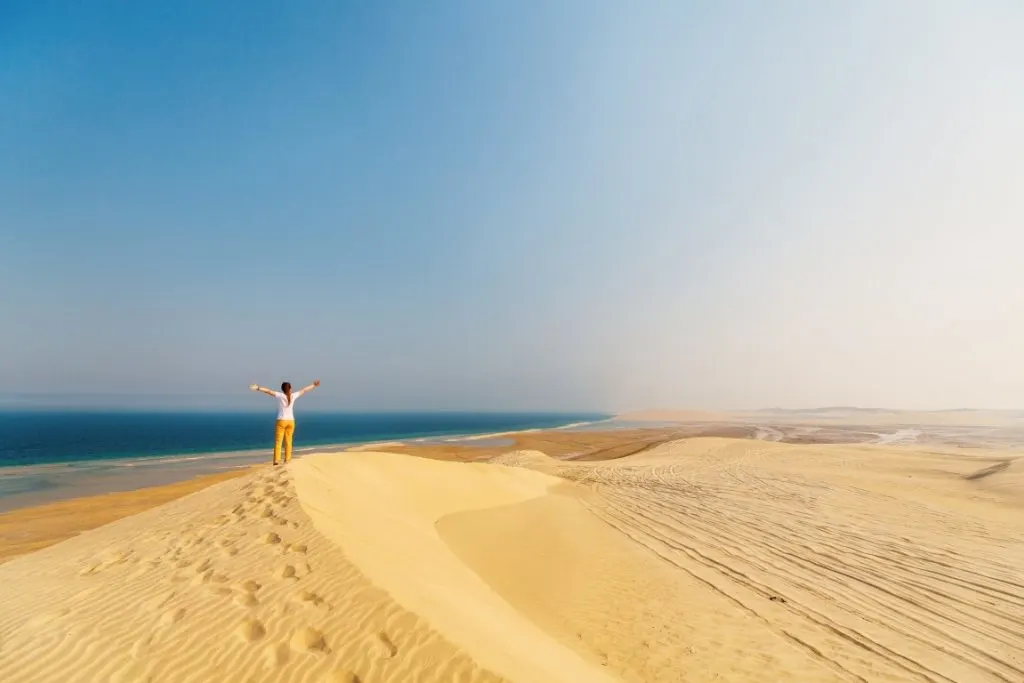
[249, 380, 321, 465]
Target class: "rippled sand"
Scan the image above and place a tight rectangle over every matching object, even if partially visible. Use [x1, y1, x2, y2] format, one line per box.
[0, 437, 1021, 682]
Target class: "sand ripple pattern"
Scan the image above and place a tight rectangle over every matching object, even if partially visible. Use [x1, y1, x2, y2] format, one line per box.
[0, 467, 505, 683]
[504, 439, 1024, 683]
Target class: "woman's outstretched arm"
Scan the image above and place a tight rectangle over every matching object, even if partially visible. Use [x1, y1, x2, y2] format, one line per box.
[298, 380, 321, 394]
[249, 384, 277, 396]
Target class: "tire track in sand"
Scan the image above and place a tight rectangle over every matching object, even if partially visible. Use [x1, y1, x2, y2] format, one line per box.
[537, 438, 1024, 683]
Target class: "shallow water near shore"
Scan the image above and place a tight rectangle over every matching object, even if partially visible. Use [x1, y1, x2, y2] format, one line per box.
[0, 411, 606, 512]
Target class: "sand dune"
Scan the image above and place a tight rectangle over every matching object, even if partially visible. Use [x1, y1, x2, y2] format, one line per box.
[293, 452, 617, 683]
[966, 456, 1024, 506]
[521, 439, 1024, 682]
[0, 466, 505, 683]
[1, 437, 1022, 682]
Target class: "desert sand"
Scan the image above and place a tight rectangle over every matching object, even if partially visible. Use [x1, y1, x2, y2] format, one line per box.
[1, 433, 1022, 682]
[622, 407, 1024, 428]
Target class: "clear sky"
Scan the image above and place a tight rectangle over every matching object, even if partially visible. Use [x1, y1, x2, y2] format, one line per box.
[2, 1, 1023, 411]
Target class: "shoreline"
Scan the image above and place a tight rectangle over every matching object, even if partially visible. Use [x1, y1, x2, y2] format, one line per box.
[0, 417, 610, 513]
[0, 415, 612, 471]
[0, 411, 610, 471]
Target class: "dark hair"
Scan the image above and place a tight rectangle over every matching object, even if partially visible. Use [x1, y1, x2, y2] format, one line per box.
[281, 382, 292, 406]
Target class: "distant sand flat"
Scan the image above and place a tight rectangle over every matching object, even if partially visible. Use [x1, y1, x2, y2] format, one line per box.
[1, 437, 1022, 682]
[0, 468, 254, 562]
[621, 407, 1024, 428]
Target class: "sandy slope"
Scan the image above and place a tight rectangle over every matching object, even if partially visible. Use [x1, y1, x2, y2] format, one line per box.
[292, 452, 617, 683]
[1, 438, 1021, 682]
[517, 439, 1024, 682]
[0, 466, 506, 683]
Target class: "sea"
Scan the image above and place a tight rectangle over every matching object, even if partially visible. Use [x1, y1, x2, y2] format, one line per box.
[0, 411, 608, 512]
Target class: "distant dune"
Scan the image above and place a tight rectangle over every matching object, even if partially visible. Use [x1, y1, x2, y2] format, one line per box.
[965, 456, 1024, 505]
[621, 407, 1024, 427]
[616, 409, 737, 423]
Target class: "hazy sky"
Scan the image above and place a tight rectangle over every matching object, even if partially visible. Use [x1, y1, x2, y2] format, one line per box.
[2, 1, 1023, 411]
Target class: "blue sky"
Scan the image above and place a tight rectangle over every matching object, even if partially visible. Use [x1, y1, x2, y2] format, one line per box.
[2, 2, 1023, 411]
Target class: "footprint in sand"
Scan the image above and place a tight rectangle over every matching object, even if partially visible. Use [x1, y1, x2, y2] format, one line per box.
[238, 618, 266, 642]
[277, 564, 297, 580]
[192, 569, 214, 586]
[265, 642, 291, 667]
[234, 592, 259, 608]
[159, 607, 186, 625]
[291, 590, 330, 610]
[262, 532, 282, 545]
[328, 673, 361, 683]
[290, 627, 330, 653]
[367, 632, 397, 659]
[185, 535, 207, 548]
[285, 543, 308, 555]
[239, 579, 262, 593]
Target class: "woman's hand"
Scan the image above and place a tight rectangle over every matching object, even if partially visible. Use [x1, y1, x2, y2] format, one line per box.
[313, 380, 321, 387]
[249, 384, 259, 392]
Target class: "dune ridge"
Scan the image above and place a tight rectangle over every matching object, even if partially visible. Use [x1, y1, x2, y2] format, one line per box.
[292, 452, 618, 683]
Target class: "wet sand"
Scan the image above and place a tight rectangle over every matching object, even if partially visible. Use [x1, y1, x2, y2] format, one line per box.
[0, 467, 256, 563]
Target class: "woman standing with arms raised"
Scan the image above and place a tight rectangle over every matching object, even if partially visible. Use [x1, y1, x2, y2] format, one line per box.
[249, 380, 320, 465]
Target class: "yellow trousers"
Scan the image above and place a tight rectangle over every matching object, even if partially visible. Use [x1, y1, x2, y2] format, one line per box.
[274, 419, 295, 465]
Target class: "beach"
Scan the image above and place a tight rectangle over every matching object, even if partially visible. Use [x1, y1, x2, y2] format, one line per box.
[1, 417, 1022, 682]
